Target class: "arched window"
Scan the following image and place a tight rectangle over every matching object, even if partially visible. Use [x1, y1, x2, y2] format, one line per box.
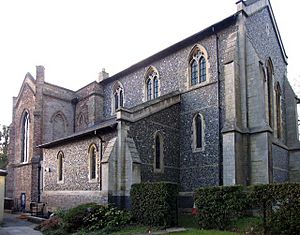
[189, 45, 208, 86]
[77, 112, 87, 131]
[145, 66, 160, 101]
[199, 57, 206, 83]
[275, 82, 282, 139]
[21, 111, 30, 163]
[154, 77, 159, 99]
[57, 151, 64, 182]
[147, 79, 152, 100]
[266, 59, 274, 128]
[193, 113, 205, 151]
[154, 132, 163, 172]
[88, 144, 97, 180]
[51, 111, 67, 140]
[112, 81, 124, 112]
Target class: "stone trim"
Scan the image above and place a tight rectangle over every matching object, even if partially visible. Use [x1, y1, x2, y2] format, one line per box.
[116, 93, 180, 123]
[43, 190, 106, 196]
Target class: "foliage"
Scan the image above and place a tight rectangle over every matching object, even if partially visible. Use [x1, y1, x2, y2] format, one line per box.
[82, 204, 131, 232]
[61, 203, 99, 232]
[35, 216, 62, 232]
[0, 124, 9, 169]
[130, 182, 179, 227]
[41, 203, 131, 234]
[249, 183, 300, 234]
[169, 228, 239, 235]
[194, 185, 248, 230]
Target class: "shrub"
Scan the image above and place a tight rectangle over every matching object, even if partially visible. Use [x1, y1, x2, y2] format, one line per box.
[35, 216, 61, 232]
[249, 183, 300, 234]
[83, 205, 131, 232]
[194, 185, 247, 230]
[62, 203, 98, 232]
[130, 182, 178, 227]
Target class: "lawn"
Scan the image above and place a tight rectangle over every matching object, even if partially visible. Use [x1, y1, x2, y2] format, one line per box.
[170, 229, 238, 235]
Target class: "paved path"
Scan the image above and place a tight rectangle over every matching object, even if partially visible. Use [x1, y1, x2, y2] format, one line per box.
[0, 213, 42, 235]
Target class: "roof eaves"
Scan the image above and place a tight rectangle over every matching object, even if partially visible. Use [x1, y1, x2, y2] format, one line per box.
[101, 14, 238, 84]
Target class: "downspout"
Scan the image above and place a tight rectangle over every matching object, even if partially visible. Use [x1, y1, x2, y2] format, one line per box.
[213, 26, 223, 186]
[94, 130, 105, 190]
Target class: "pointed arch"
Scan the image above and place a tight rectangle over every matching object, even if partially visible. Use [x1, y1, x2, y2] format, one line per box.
[88, 143, 98, 181]
[266, 58, 274, 128]
[275, 82, 282, 139]
[21, 110, 30, 163]
[192, 113, 205, 151]
[188, 44, 209, 87]
[153, 131, 164, 173]
[144, 66, 160, 101]
[51, 111, 68, 140]
[77, 112, 87, 130]
[57, 151, 64, 182]
[112, 81, 124, 112]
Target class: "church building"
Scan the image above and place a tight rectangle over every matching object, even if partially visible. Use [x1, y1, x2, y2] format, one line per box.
[6, 0, 300, 210]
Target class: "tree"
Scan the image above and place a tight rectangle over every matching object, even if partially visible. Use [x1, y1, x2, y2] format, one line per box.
[0, 124, 10, 169]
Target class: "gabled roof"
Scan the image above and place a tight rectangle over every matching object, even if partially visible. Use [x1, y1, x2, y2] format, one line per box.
[102, 14, 238, 84]
[38, 118, 117, 148]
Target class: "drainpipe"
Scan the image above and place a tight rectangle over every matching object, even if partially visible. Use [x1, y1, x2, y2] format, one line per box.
[94, 130, 105, 190]
[213, 27, 223, 186]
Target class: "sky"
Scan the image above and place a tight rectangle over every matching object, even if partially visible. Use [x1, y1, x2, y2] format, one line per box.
[0, 0, 299, 126]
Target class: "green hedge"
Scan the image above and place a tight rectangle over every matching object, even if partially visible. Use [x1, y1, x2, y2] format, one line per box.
[249, 183, 300, 234]
[130, 182, 178, 227]
[194, 183, 300, 234]
[194, 185, 247, 230]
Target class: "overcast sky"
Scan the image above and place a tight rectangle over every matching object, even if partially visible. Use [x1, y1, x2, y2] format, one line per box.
[0, 0, 298, 126]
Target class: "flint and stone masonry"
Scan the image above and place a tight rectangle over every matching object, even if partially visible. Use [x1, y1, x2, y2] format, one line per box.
[6, 0, 300, 210]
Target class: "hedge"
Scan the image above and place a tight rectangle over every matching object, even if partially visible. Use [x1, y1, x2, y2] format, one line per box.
[194, 183, 300, 234]
[249, 183, 300, 234]
[194, 185, 247, 230]
[130, 182, 178, 227]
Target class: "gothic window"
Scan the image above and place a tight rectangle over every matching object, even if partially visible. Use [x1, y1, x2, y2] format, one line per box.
[189, 45, 208, 87]
[77, 112, 87, 131]
[147, 79, 152, 100]
[275, 82, 282, 139]
[154, 132, 163, 172]
[200, 57, 206, 83]
[57, 151, 64, 182]
[112, 81, 124, 112]
[51, 112, 67, 140]
[145, 66, 160, 101]
[21, 111, 30, 163]
[191, 60, 198, 86]
[88, 144, 97, 180]
[266, 59, 274, 128]
[193, 113, 205, 151]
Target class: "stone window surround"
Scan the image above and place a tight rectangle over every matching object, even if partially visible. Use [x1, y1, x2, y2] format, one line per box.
[187, 44, 210, 90]
[21, 110, 30, 164]
[111, 81, 124, 114]
[275, 81, 282, 140]
[144, 66, 160, 102]
[57, 151, 64, 184]
[192, 112, 205, 153]
[88, 143, 99, 182]
[153, 131, 164, 173]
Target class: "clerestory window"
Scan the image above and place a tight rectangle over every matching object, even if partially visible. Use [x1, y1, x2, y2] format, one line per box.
[145, 67, 160, 101]
[189, 45, 208, 87]
[112, 81, 124, 112]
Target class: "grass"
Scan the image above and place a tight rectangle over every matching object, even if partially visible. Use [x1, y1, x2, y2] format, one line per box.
[170, 229, 239, 235]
